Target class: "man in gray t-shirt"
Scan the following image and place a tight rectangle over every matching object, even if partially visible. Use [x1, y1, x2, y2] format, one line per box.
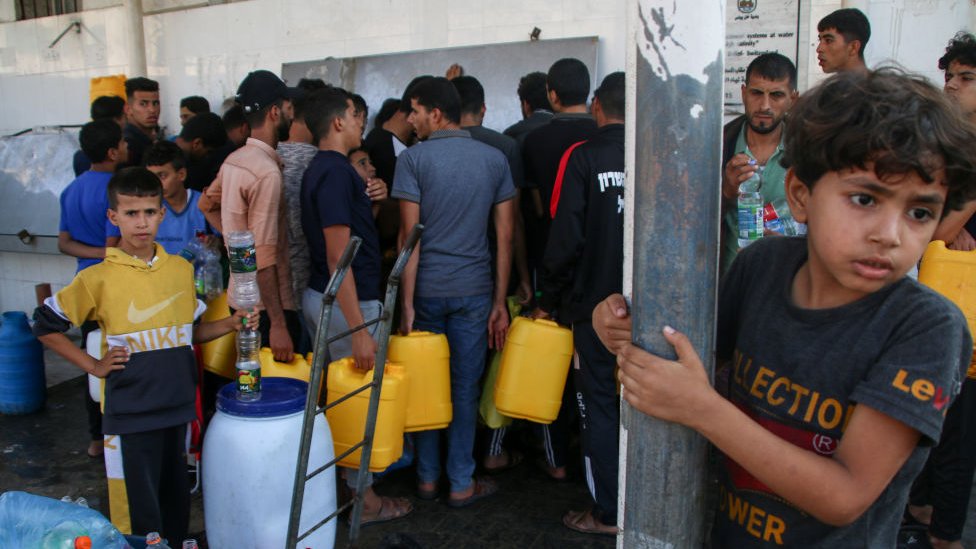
[392, 77, 515, 507]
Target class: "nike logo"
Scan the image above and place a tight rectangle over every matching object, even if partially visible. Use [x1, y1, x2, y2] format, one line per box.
[127, 292, 185, 324]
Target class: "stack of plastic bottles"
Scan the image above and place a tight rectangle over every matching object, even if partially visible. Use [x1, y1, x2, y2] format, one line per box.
[226, 230, 261, 400]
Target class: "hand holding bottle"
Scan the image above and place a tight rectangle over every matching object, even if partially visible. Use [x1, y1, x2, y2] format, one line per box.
[723, 154, 759, 200]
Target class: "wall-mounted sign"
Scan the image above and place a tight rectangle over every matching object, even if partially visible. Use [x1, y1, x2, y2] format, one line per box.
[725, 0, 800, 109]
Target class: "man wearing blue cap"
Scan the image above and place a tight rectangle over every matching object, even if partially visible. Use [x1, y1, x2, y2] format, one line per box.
[200, 70, 304, 361]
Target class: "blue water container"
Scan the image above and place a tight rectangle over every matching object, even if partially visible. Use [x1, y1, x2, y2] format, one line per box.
[0, 311, 46, 414]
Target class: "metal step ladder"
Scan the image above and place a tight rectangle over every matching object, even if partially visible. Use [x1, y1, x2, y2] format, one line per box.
[286, 224, 424, 548]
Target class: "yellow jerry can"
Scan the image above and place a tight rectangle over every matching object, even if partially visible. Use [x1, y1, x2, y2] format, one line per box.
[89, 74, 127, 104]
[258, 348, 325, 399]
[494, 317, 574, 424]
[918, 240, 976, 376]
[326, 357, 408, 472]
[200, 293, 236, 379]
[388, 331, 452, 432]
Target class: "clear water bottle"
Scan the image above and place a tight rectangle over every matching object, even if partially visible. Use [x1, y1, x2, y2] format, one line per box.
[182, 539, 199, 549]
[236, 325, 261, 401]
[178, 230, 207, 264]
[763, 198, 803, 236]
[737, 168, 764, 249]
[196, 245, 223, 302]
[225, 231, 259, 310]
[145, 532, 171, 548]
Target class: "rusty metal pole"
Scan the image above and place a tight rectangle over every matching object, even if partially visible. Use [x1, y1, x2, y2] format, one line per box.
[620, 0, 724, 546]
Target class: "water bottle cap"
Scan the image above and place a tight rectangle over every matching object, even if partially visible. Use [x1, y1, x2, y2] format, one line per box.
[74, 537, 92, 549]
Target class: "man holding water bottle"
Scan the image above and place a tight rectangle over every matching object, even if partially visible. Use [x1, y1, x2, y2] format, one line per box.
[720, 53, 799, 275]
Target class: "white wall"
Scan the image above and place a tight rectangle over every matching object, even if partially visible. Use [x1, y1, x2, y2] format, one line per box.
[0, 0, 628, 136]
[0, 252, 75, 313]
[0, 5, 132, 135]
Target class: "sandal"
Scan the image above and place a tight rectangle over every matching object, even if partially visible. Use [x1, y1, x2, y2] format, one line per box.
[562, 509, 618, 537]
[484, 450, 524, 474]
[353, 496, 414, 528]
[447, 477, 498, 508]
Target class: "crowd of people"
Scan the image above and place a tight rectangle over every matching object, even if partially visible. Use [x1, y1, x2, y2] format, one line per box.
[27, 6, 976, 547]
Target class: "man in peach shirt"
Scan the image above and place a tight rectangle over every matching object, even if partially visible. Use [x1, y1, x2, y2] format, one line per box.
[200, 70, 302, 361]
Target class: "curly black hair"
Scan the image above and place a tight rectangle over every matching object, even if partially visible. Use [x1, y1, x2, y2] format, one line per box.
[938, 32, 976, 72]
[782, 68, 976, 213]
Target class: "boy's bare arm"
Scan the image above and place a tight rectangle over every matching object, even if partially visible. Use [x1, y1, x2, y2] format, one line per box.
[616, 329, 920, 526]
[490, 199, 514, 350]
[324, 225, 377, 371]
[57, 231, 104, 259]
[933, 199, 976, 244]
[37, 332, 127, 378]
[193, 308, 256, 344]
[256, 264, 293, 362]
[398, 200, 421, 335]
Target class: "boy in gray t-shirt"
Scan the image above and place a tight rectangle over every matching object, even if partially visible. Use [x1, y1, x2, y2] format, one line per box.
[592, 69, 976, 546]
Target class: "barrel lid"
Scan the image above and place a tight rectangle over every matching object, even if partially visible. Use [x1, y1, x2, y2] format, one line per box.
[216, 377, 309, 417]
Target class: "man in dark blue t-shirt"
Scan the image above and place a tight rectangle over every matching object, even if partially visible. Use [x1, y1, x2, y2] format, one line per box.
[299, 87, 407, 527]
[300, 88, 384, 366]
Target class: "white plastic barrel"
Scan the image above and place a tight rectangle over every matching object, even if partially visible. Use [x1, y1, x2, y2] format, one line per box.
[202, 378, 336, 549]
[85, 329, 101, 402]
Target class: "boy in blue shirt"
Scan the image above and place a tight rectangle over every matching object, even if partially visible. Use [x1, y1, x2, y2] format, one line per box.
[35, 168, 254, 542]
[60, 119, 125, 271]
[144, 140, 210, 255]
[60, 118, 127, 458]
[592, 69, 976, 546]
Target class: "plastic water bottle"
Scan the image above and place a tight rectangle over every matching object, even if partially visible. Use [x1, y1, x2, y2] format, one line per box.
[178, 232, 204, 264]
[737, 168, 764, 249]
[196, 245, 223, 302]
[763, 198, 807, 237]
[182, 540, 199, 549]
[236, 325, 261, 401]
[145, 532, 171, 548]
[225, 231, 259, 310]
[40, 522, 91, 549]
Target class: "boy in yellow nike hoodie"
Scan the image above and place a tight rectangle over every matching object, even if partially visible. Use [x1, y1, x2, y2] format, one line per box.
[34, 167, 255, 543]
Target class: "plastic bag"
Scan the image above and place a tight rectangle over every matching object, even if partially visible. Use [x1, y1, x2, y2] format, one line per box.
[478, 297, 523, 429]
[480, 350, 511, 429]
[0, 491, 130, 549]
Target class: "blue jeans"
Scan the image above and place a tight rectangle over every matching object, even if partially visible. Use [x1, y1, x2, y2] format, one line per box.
[413, 293, 492, 493]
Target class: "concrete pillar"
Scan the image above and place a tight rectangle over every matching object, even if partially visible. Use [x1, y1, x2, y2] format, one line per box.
[621, 0, 724, 546]
[122, 0, 147, 77]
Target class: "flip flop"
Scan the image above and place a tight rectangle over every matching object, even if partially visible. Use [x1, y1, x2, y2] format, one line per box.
[447, 477, 498, 508]
[352, 496, 414, 528]
[484, 450, 524, 474]
[562, 509, 618, 537]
